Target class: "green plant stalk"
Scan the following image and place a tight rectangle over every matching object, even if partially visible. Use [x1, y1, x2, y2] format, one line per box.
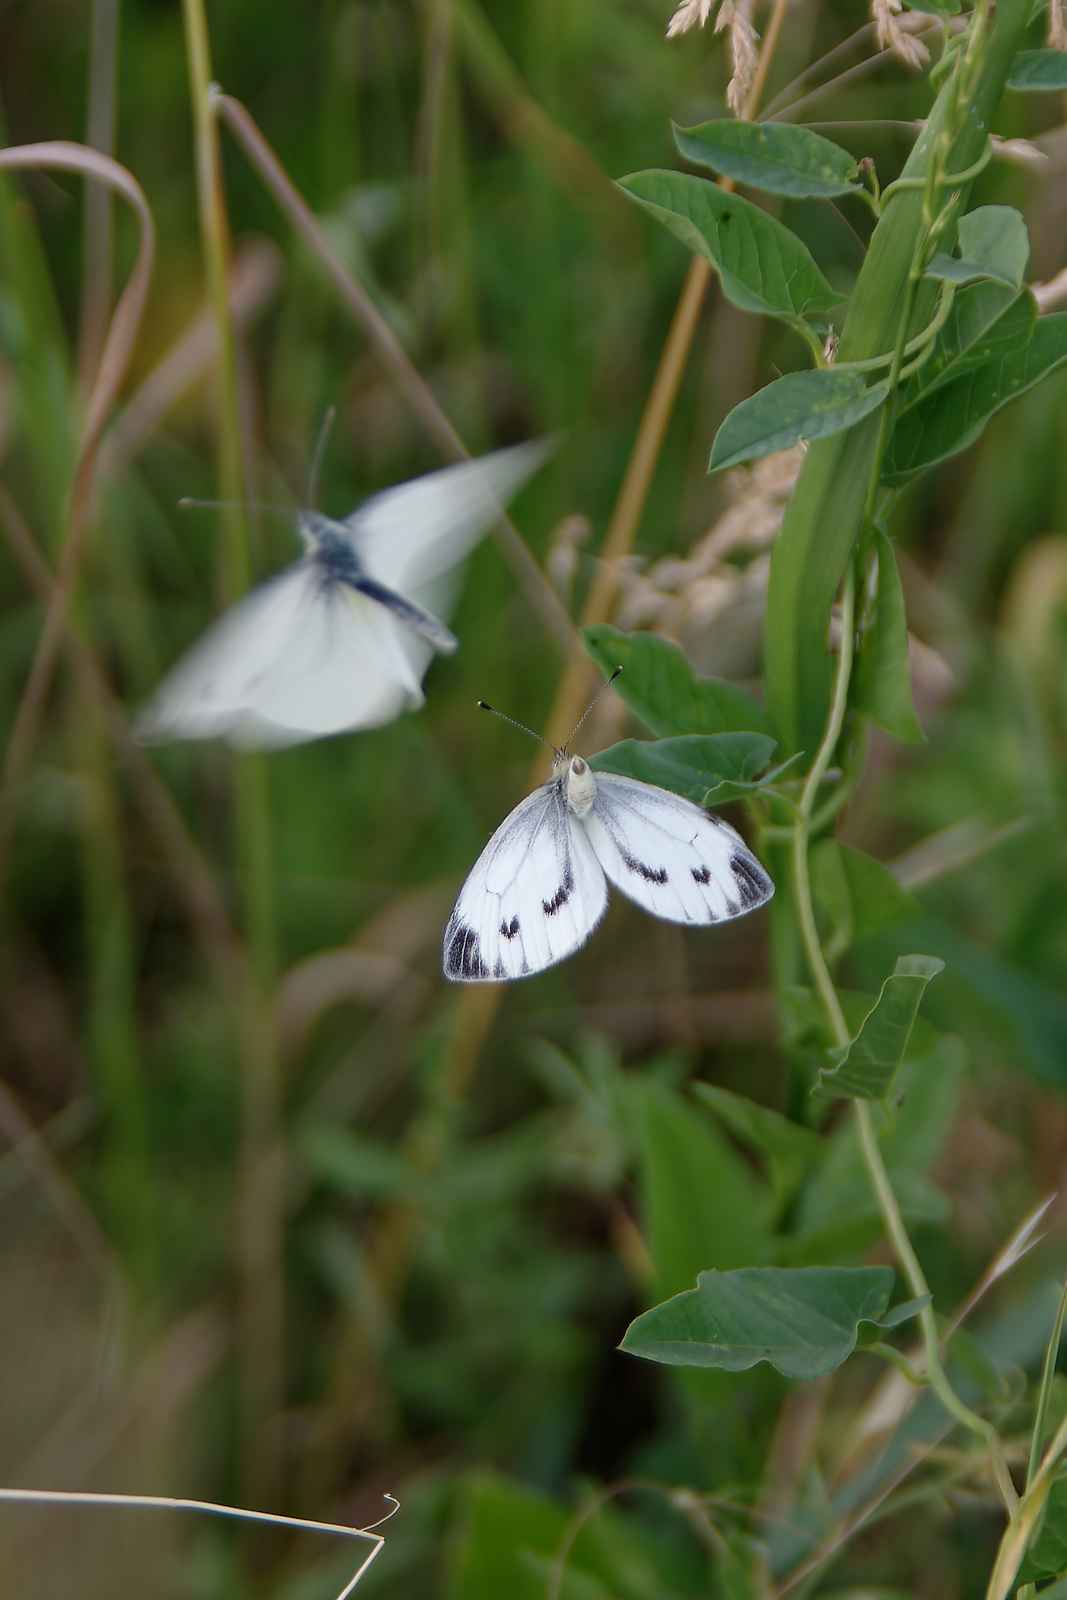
[764, 0, 1031, 760]
[792, 572, 1017, 1519]
[1027, 1274, 1067, 1488]
[987, 1400, 1067, 1599]
[75, 684, 155, 1287]
[183, 0, 282, 1509]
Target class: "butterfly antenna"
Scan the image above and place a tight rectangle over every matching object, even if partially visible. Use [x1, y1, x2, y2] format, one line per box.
[477, 701, 559, 755]
[307, 405, 337, 509]
[179, 497, 293, 517]
[562, 666, 622, 753]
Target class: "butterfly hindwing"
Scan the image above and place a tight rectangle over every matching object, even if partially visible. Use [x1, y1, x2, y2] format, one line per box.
[443, 781, 608, 982]
[581, 772, 773, 924]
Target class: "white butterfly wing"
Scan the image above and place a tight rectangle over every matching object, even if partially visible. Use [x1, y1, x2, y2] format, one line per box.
[229, 583, 428, 747]
[137, 566, 428, 749]
[443, 781, 608, 982]
[352, 440, 552, 607]
[135, 563, 321, 745]
[581, 773, 774, 924]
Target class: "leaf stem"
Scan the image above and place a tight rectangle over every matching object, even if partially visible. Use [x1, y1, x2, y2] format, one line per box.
[791, 563, 856, 1050]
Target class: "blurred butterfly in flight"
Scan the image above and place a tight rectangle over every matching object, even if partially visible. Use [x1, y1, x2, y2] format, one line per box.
[136, 436, 551, 749]
[443, 670, 774, 982]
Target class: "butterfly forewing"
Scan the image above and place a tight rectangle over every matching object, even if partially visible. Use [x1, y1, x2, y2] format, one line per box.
[443, 781, 608, 981]
[353, 441, 552, 599]
[582, 773, 773, 924]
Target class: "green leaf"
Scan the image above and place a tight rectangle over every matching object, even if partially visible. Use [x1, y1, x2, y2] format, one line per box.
[620, 1264, 895, 1378]
[793, 1031, 966, 1257]
[904, 282, 1034, 403]
[453, 1478, 616, 1600]
[816, 955, 945, 1100]
[589, 732, 777, 804]
[710, 369, 889, 472]
[925, 205, 1029, 288]
[617, 170, 841, 319]
[691, 1083, 826, 1215]
[884, 313, 1067, 484]
[638, 1082, 771, 1299]
[298, 1121, 417, 1198]
[582, 624, 775, 738]
[811, 838, 919, 960]
[673, 119, 861, 198]
[852, 528, 925, 744]
[1007, 47, 1067, 89]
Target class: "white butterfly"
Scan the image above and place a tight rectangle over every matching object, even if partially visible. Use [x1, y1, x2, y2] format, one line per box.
[136, 440, 551, 749]
[443, 682, 774, 982]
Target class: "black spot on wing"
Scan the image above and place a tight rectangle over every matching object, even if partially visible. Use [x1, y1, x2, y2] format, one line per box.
[691, 864, 711, 885]
[542, 864, 574, 917]
[444, 919, 490, 980]
[500, 916, 520, 940]
[621, 847, 668, 885]
[731, 852, 773, 907]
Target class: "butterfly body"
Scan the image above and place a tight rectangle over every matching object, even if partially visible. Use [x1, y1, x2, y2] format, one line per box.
[137, 441, 549, 749]
[443, 752, 773, 983]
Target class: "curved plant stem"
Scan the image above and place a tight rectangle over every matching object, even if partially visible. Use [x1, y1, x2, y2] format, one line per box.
[791, 562, 1017, 1518]
[791, 562, 855, 1049]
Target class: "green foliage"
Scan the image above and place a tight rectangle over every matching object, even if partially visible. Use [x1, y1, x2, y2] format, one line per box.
[925, 204, 1030, 288]
[810, 839, 920, 960]
[884, 312, 1067, 484]
[816, 954, 945, 1099]
[1007, 47, 1067, 87]
[673, 120, 862, 198]
[6, 0, 1067, 1595]
[617, 171, 842, 321]
[620, 1264, 896, 1377]
[638, 1082, 772, 1298]
[589, 731, 777, 803]
[583, 624, 774, 737]
[710, 370, 890, 472]
[852, 527, 925, 743]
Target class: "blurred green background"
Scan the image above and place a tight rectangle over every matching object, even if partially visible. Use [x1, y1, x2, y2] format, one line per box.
[2, 0, 1067, 1596]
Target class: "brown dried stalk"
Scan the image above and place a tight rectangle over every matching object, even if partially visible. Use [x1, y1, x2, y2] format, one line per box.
[0, 143, 154, 899]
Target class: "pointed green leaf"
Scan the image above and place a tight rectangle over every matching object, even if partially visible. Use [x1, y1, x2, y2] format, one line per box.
[816, 955, 945, 1100]
[811, 839, 920, 956]
[617, 169, 842, 319]
[710, 369, 889, 472]
[692, 1083, 826, 1214]
[673, 119, 862, 198]
[620, 1264, 895, 1378]
[582, 624, 775, 737]
[925, 205, 1029, 288]
[1007, 48, 1067, 89]
[904, 282, 1034, 403]
[852, 528, 925, 743]
[638, 1083, 771, 1298]
[884, 312, 1067, 484]
[589, 732, 777, 805]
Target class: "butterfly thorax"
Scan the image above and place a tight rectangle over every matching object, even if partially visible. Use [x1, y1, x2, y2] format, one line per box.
[298, 512, 364, 585]
[556, 753, 597, 819]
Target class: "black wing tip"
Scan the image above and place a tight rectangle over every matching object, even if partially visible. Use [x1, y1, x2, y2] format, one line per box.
[730, 852, 775, 909]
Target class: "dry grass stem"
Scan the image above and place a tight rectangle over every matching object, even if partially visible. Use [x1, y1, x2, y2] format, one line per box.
[871, 0, 931, 70]
[0, 142, 154, 901]
[1049, 0, 1067, 49]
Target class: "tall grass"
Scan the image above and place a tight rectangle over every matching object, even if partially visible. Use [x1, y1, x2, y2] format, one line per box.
[0, 1, 1067, 1597]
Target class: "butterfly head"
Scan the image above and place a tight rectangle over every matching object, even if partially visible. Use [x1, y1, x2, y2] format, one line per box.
[556, 753, 597, 818]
